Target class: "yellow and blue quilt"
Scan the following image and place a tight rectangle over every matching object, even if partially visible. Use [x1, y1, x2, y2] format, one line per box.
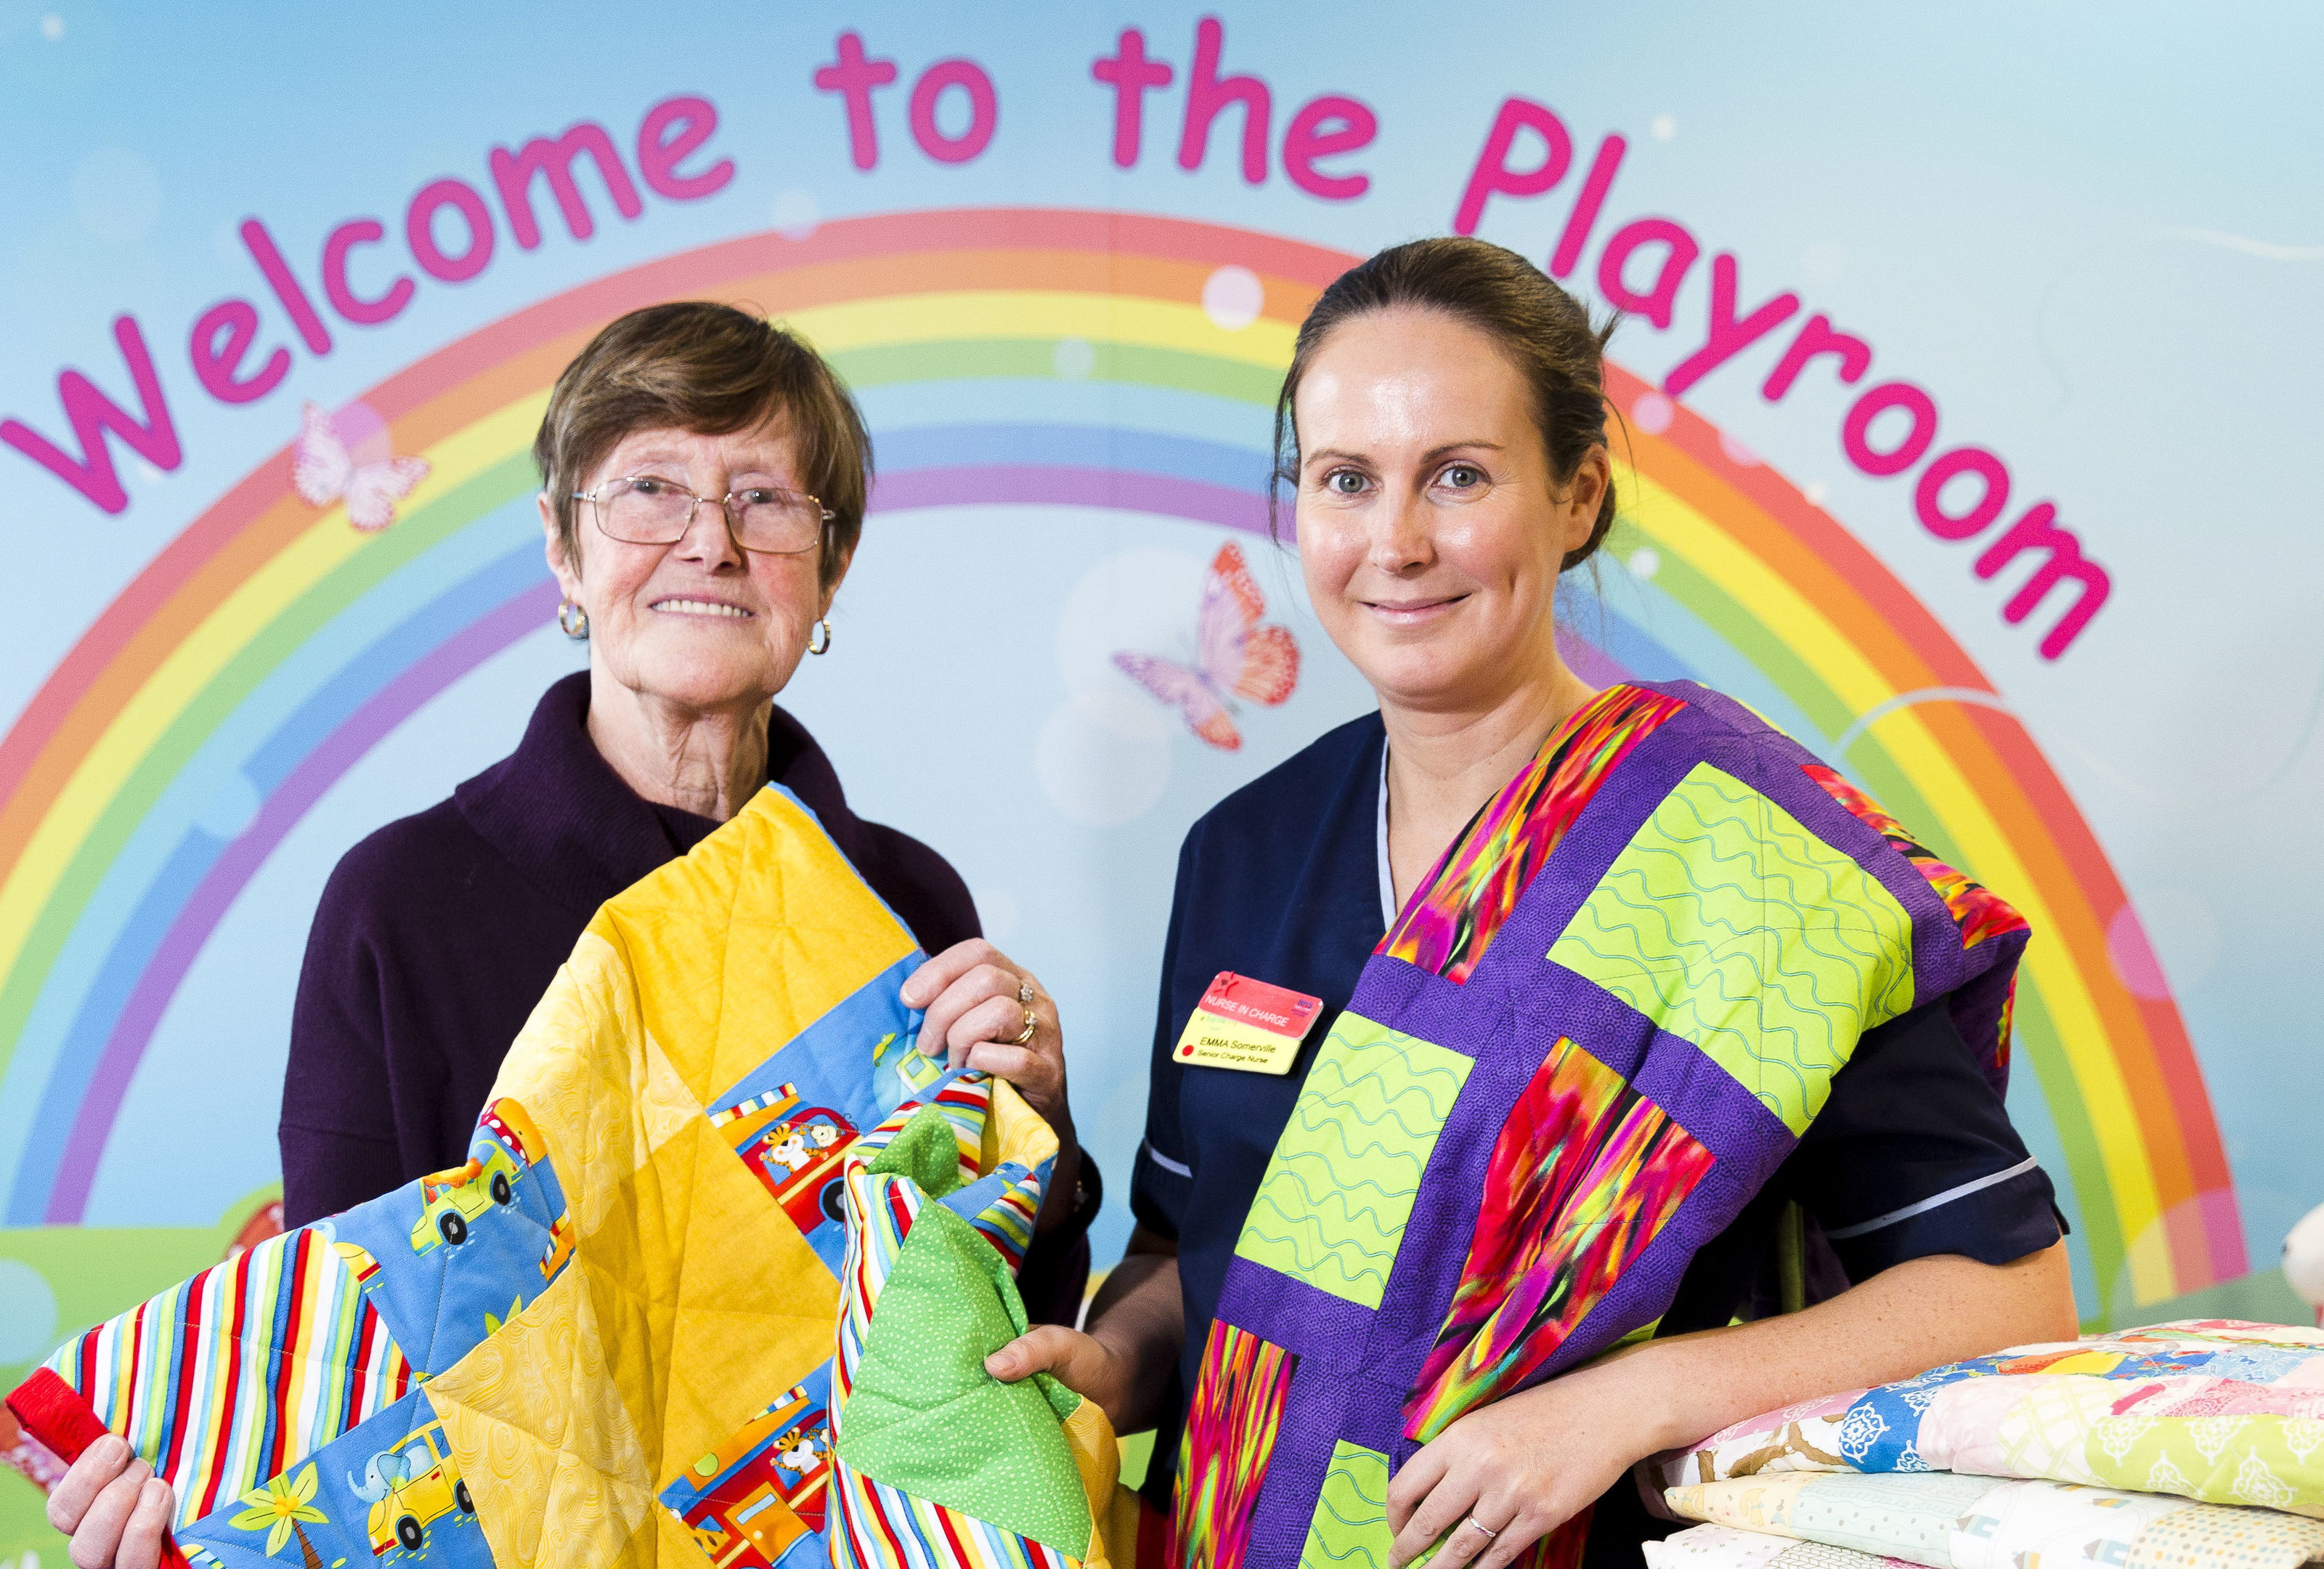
[7, 787, 1131, 1568]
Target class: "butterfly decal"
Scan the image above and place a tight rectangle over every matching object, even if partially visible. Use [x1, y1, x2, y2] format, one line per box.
[291, 401, 430, 532]
[1113, 541, 1299, 751]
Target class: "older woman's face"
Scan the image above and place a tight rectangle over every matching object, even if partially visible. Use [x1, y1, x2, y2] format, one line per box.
[542, 419, 843, 715]
[1293, 309, 1602, 714]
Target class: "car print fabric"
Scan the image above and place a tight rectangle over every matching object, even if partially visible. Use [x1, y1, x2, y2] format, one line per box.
[5, 785, 1138, 1568]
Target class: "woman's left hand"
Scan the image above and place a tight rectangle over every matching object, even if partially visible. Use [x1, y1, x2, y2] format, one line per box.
[1386, 1358, 1658, 1569]
[900, 939, 1071, 1138]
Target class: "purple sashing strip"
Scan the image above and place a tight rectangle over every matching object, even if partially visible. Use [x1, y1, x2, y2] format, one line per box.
[1214, 1255, 1380, 1366]
[1344, 712, 1711, 1348]
[1630, 1024, 1796, 1195]
[1363, 980, 1668, 1388]
[1338, 715, 1737, 1439]
[1240, 1356, 1364, 1569]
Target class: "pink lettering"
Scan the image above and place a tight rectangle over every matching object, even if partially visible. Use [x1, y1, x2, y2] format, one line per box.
[1663, 254, 1800, 397]
[1914, 447, 2010, 540]
[909, 59, 998, 163]
[189, 300, 290, 404]
[1973, 503, 2110, 658]
[1452, 97, 1571, 237]
[1596, 218, 1697, 331]
[813, 31, 899, 171]
[406, 179, 496, 283]
[1549, 134, 1625, 277]
[636, 95, 734, 200]
[239, 219, 333, 357]
[320, 219, 414, 326]
[1283, 94, 1376, 200]
[1092, 28, 1174, 168]
[489, 122, 643, 250]
[1, 315, 181, 514]
[1177, 16, 1269, 183]
[1763, 314, 1873, 401]
[1841, 382, 1938, 477]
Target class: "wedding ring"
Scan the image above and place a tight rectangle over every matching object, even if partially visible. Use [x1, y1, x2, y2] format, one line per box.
[1461, 1516, 1500, 1541]
[1017, 979, 1035, 1005]
[1011, 1005, 1039, 1045]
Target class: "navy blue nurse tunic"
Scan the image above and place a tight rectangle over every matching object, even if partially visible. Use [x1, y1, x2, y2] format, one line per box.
[1129, 712, 2063, 1557]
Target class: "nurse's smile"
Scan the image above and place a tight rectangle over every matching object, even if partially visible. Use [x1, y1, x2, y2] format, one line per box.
[1361, 593, 1466, 627]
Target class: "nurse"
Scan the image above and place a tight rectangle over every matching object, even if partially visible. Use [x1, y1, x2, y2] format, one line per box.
[990, 238, 2079, 1568]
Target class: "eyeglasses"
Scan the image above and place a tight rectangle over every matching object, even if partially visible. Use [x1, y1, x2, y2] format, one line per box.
[572, 474, 833, 555]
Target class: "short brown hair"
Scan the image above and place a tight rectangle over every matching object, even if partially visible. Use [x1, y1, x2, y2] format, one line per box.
[533, 301, 872, 589]
[1272, 238, 1619, 570]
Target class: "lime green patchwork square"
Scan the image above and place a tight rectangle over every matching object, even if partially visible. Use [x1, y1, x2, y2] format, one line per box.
[1548, 762, 1915, 1133]
[1303, 1440, 1394, 1568]
[1234, 1012, 1471, 1308]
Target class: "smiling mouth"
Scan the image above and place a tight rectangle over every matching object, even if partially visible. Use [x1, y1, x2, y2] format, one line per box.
[1364, 595, 1466, 616]
[650, 598, 755, 619]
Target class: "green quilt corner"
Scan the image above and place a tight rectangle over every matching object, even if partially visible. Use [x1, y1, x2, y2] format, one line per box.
[836, 1151, 1089, 1552]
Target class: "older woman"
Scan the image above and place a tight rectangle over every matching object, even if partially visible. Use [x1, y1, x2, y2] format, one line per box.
[51, 301, 1093, 1568]
[991, 239, 2076, 1568]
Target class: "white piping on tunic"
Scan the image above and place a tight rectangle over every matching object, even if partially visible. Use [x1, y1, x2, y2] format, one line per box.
[1821, 1152, 2041, 1238]
[1377, 742, 1397, 931]
[1142, 1138, 1193, 1180]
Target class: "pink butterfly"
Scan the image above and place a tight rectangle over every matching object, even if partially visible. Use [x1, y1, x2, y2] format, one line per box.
[1114, 541, 1300, 751]
[292, 401, 430, 532]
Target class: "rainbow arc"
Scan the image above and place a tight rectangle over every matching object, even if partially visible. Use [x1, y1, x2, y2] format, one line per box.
[0, 208, 2240, 1318]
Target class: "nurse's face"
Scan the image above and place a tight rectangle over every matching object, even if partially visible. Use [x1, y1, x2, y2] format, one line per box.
[1291, 309, 1604, 714]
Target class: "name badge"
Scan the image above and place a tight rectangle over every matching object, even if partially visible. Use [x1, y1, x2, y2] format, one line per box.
[1174, 972, 1323, 1074]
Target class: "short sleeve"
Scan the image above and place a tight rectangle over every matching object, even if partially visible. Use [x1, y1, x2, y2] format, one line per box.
[1787, 996, 2065, 1279]
[1129, 825, 1203, 1243]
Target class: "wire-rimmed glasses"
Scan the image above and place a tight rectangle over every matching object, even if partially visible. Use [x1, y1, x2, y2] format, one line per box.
[572, 474, 832, 555]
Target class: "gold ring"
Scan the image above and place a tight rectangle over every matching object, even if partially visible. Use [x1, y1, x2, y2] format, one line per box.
[1017, 979, 1034, 1006]
[1011, 1005, 1039, 1046]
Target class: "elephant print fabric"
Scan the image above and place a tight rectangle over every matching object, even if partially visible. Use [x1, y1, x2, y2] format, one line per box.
[4, 786, 1139, 1568]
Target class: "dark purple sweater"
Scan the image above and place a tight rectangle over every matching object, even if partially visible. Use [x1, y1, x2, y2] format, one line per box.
[280, 673, 1091, 1316]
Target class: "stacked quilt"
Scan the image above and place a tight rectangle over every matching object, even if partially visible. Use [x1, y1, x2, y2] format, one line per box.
[6, 787, 1134, 1568]
[1645, 1319, 2324, 1568]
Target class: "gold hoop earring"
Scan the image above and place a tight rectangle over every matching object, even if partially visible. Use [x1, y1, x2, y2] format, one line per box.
[558, 599, 589, 640]
[808, 617, 832, 656]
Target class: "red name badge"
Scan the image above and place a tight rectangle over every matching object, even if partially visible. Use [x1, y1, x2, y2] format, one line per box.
[1173, 972, 1323, 1074]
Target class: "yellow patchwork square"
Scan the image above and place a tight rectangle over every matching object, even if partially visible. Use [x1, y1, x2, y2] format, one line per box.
[425, 1263, 655, 1569]
[487, 953, 704, 1241]
[1548, 762, 1915, 1133]
[598, 789, 919, 1103]
[577, 1108, 839, 1488]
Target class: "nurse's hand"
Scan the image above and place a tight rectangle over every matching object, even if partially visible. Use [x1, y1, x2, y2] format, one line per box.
[989, 1238, 1182, 1435]
[46, 1435, 175, 1569]
[1385, 1359, 1646, 1569]
[901, 940, 1071, 1137]
[986, 1326, 1139, 1430]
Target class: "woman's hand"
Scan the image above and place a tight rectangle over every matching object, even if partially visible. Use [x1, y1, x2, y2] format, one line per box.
[46, 1435, 175, 1569]
[1386, 1359, 1655, 1569]
[985, 1326, 1140, 1429]
[901, 940, 1070, 1137]
[988, 1240, 1184, 1436]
